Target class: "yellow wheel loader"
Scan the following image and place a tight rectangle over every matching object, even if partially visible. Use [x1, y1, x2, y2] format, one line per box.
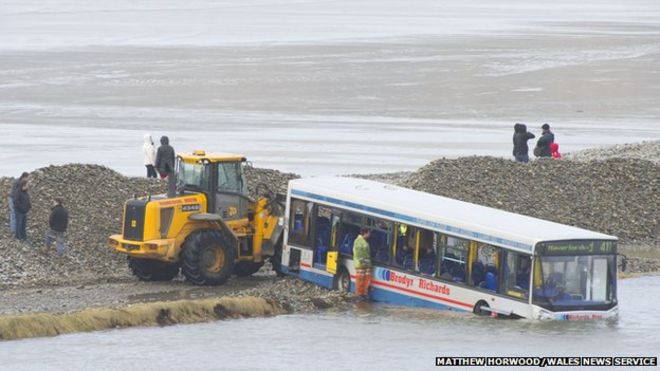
[109, 150, 285, 285]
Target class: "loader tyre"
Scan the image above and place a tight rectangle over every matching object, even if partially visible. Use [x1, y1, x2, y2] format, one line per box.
[181, 229, 235, 285]
[233, 261, 264, 277]
[128, 257, 179, 281]
[268, 238, 286, 277]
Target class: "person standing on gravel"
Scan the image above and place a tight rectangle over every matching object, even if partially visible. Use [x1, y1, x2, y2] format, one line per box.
[13, 179, 31, 241]
[353, 228, 372, 299]
[8, 172, 29, 234]
[535, 123, 555, 158]
[143, 134, 157, 179]
[512, 123, 535, 163]
[155, 135, 176, 179]
[44, 198, 69, 256]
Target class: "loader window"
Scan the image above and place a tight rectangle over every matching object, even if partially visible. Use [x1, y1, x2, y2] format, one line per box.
[217, 162, 242, 194]
[178, 162, 208, 189]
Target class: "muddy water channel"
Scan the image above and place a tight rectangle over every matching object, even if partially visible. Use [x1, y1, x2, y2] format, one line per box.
[0, 275, 657, 370]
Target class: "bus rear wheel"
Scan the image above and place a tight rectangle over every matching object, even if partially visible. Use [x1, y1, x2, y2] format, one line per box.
[128, 257, 179, 281]
[473, 300, 491, 316]
[335, 268, 351, 293]
[181, 229, 235, 286]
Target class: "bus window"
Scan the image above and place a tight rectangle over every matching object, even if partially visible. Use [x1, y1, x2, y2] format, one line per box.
[367, 218, 392, 265]
[289, 198, 312, 247]
[417, 229, 436, 276]
[314, 206, 333, 265]
[471, 243, 499, 291]
[394, 224, 415, 270]
[502, 251, 531, 299]
[338, 211, 362, 256]
[439, 235, 469, 283]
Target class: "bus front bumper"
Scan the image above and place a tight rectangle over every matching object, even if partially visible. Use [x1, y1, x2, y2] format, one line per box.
[108, 234, 176, 262]
[534, 305, 619, 320]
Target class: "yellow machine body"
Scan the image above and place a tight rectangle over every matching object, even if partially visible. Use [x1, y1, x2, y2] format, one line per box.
[108, 150, 284, 284]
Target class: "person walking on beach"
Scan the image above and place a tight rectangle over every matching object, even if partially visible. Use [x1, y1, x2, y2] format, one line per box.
[535, 123, 555, 158]
[512, 123, 535, 163]
[143, 134, 157, 179]
[155, 135, 175, 179]
[7, 172, 29, 233]
[13, 180, 31, 241]
[44, 198, 69, 256]
[353, 228, 372, 299]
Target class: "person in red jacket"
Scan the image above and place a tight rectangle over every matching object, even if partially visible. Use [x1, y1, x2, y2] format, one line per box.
[550, 143, 562, 159]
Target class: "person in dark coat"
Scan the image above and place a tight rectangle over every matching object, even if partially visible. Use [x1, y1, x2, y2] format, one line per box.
[45, 198, 69, 256]
[512, 123, 535, 163]
[535, 123, 555, 158]
[8, 172, 29, 233]
[155, 135, 176, 179]
[13, 180, 31, 241]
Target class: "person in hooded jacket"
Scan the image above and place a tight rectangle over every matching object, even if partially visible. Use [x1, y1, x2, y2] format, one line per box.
[143, 134, 157, 178]
[551, 142, 562, 159]
[155, 135, 176, 179]
[13, 180, 31, 241]
[535, 123, 555, 158]
[8, 172, 29, 234]
[512, 123, 535, 163]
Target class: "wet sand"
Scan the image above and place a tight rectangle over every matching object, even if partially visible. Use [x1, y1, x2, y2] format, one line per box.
[1, 1, 660, 176]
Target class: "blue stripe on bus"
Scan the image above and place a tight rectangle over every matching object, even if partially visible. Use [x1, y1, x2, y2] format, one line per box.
[291, 189, 533, 252]
[370, 286, 469, 312]
[280, 265, 336, 289]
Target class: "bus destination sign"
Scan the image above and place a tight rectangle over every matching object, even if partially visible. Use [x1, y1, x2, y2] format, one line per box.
[540, 240, 616, 255]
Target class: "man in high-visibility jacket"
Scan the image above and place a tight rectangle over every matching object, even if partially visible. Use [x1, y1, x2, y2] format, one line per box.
[353, 228, 372, 298]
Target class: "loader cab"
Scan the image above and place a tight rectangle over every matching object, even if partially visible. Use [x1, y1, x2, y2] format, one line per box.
[177, 150, 249, 221]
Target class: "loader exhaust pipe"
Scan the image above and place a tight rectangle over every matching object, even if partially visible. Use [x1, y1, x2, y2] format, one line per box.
[167, 173, 177, 198]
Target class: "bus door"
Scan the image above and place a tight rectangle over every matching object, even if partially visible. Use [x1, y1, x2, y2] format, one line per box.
[313, 205, 341, 270]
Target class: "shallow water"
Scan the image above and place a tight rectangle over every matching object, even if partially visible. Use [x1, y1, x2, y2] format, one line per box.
[0, 275, 657, 370]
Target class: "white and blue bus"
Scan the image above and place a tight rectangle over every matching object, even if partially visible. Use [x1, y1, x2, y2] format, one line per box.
[279, 177, 619, 320]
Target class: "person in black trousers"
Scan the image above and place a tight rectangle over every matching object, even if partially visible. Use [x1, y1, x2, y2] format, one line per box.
[13, 179, 31, 241]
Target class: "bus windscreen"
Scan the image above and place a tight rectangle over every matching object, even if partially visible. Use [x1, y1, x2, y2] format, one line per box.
[533, 240, 617, 311]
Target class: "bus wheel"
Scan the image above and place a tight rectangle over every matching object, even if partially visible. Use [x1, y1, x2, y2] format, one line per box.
[181, 229, 235, 286]
[335, 268, 351, 293]
[128, 257, 179, 281]
[473, 300, 490, 316]
[233, 261, 264, 277]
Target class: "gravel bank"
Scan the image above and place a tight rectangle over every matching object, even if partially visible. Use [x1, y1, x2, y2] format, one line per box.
[399, 157, 659, 242]
[0, 142, 658, 316]
[565, 140, 660, 164]
[0, 275, 349, 318]
[0, 164, 298, 289]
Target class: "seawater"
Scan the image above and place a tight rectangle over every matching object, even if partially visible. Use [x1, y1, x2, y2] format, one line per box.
[0, 275, 657, 371]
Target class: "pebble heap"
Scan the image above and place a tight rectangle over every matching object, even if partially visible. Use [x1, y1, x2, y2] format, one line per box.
[244, 165, 299, 198]
[0, 141, 658, 289]
[565, 140, 660, 164]
[401, 157, 659, 242]
[0, 164, 298, 288]
[0, 165, 166, 288]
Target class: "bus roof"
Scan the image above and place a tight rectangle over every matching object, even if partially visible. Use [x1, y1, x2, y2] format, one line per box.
[288, 177, 617, 254]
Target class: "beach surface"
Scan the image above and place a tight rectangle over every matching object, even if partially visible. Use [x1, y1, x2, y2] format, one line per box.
[1, 0, 659, 176]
